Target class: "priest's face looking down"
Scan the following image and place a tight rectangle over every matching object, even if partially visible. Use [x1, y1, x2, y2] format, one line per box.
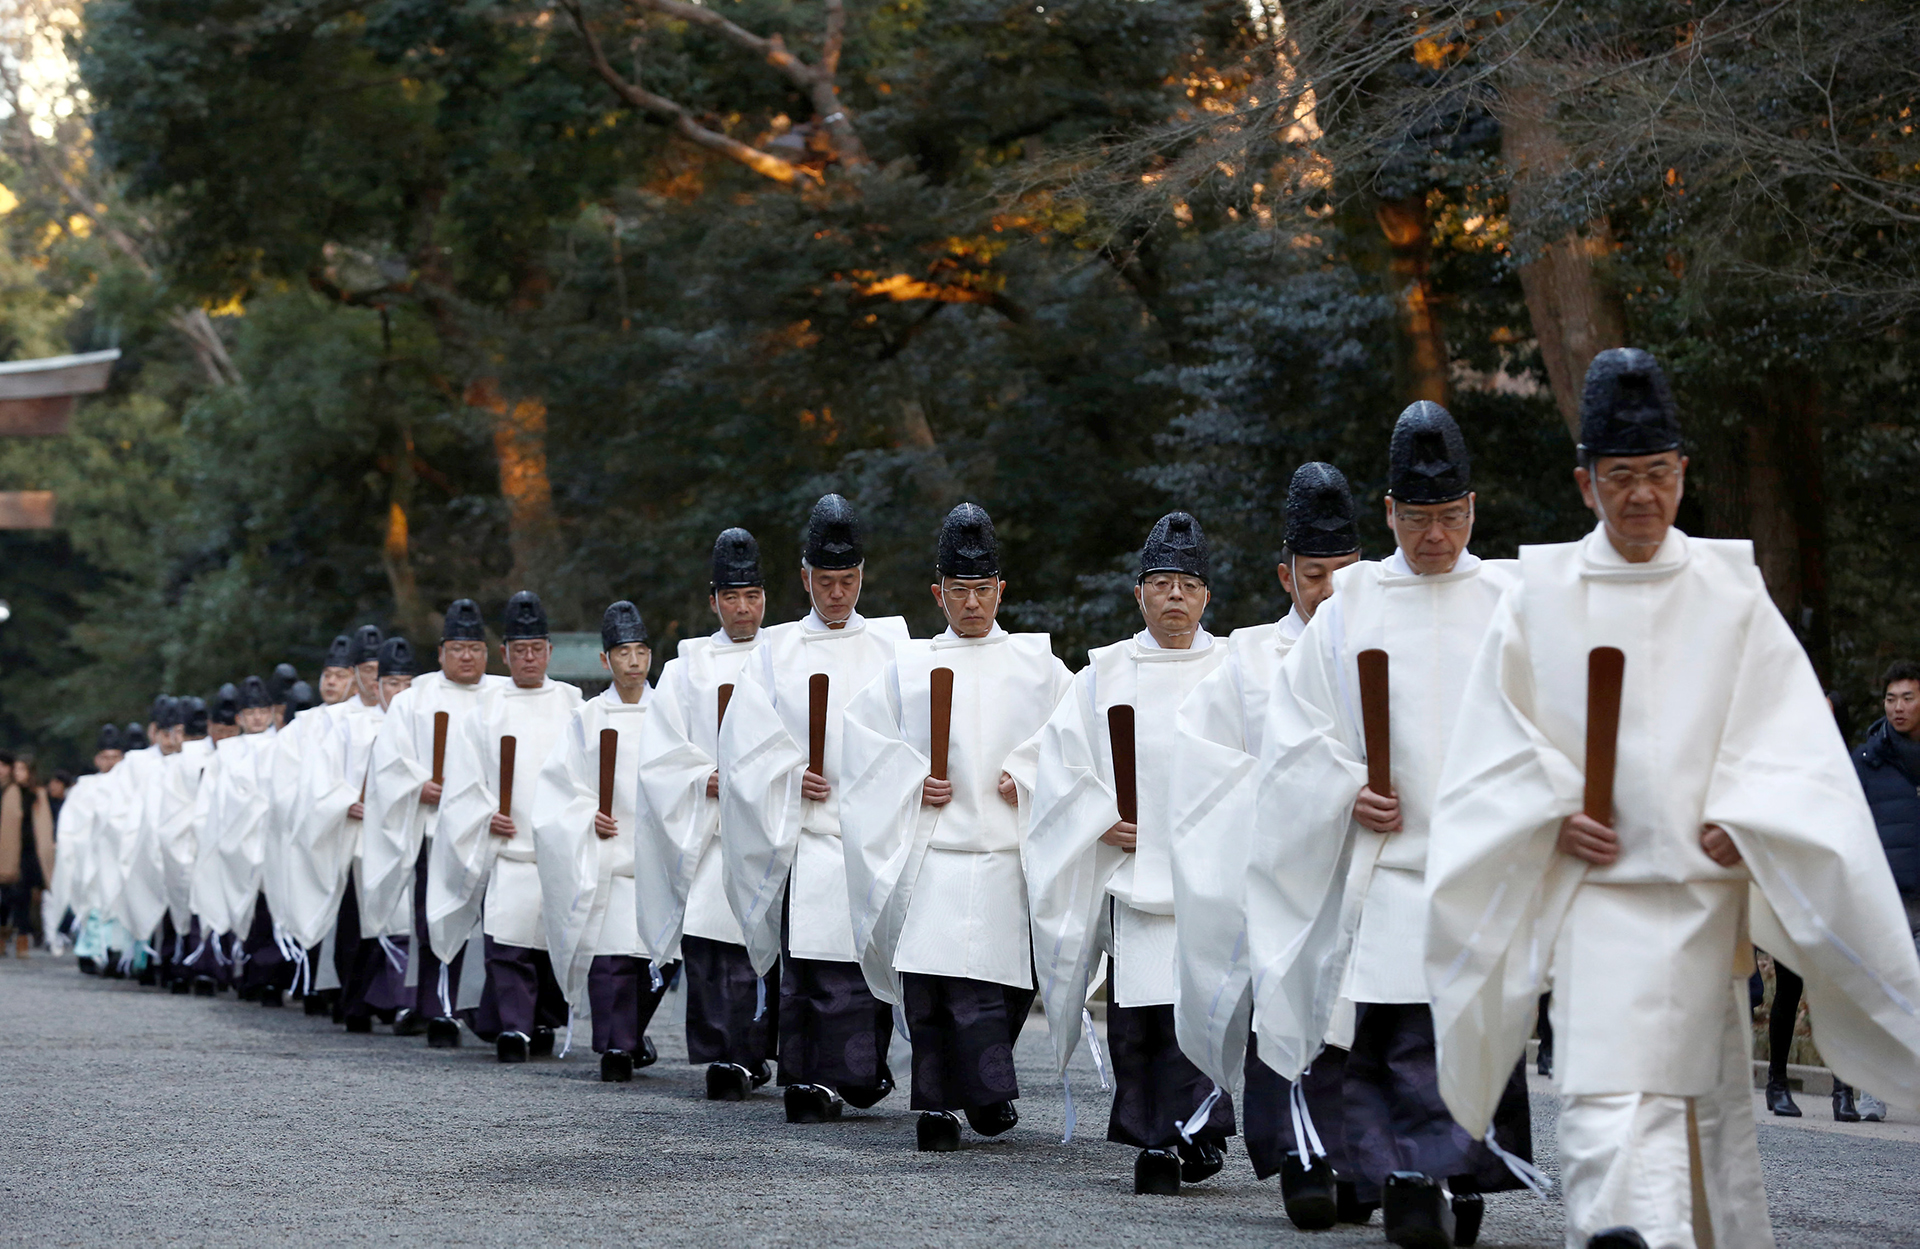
[1885, 679, 1920, 739]
[379, 673, 413, 709]
[93, 749, 122, 773]
[710, 587, 765, 643]
[438, 639, 488, 685]
[1134, 572, 1210, 650]
[805, 564, 862, 628]
[601, 641, 652, 703]
[1575, 450, 1687, 563]
[154, 724, 184, 755]
[210, 722, 240, 742]
[354, 659, 381, 706]
[1277, 550, 1361, 622]
[1386, 495, 1474, 575]
[238, 706, 273, 734]
[319, 666, 355, 704]
[931, 576, 1004, 639]
[502, 638, 552, 689]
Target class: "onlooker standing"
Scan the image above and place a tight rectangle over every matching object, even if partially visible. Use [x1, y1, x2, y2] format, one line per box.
[0, 752, 55, 956]
[1834, 661, 1920, 1121]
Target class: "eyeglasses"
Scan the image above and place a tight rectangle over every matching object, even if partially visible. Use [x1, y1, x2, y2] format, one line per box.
[1392, 505, 1472, 531]
[1141, 574, 1206, 595]
[941, 582, 1001, 605]
[1597, 464, 1681, 490]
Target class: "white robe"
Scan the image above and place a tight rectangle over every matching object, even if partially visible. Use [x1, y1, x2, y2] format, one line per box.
[1169, 609, 1306, 1090]
[1018, 627, 1225, 1075]
[187, 746, 231, 937]
[115, 745, 173, 943]
[279, 701, 383, 949]
[158, 738, 215, 931]
[1246, 551, 1516, 1080]
[261, 709, 323, 942]
[198, 729, 278, 937]
[632, 629, 762, 963]
[718, 610, 909, 975]
[428, 677, 583, 960]
[839, 626, 1072, 1005]
[361, 673, 506, 940]
[532, 684, 651, 1014]
[1427, 526, 1920, 1131]
[44, 772, 109, 940]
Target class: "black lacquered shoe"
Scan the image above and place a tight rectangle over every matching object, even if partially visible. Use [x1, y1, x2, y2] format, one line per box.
[964, 1101, 1019, 1138]
[636, 1035, 659, 1068]
[1587, 1229, 1650, 1249]
[706, 1063, 753, 1102]
[1450, 1190, 1485, 1246]
[529, 1025, 556, 1058]
[344, 1014, 374, 1034]
[137, 967, 159, 987]
[840, 1067, 894, 1109]
[1178, 1138, 1225, 1183]
[1279, 1154, 1338, 1230]
[426, 1016, 462, 1049]
[169, 978, 191, 995]
[392, 1009, 426, 1037]
[784, 1084, 842, 1123]
[259, 987, 283, 1008]
[600, 1050, 634, 1082]
[1337, 1180, 1378, 1224]
[77, 957, 99, 976]
[1133, 1148, 1181, 1196]
[496, 1031, 530, 1063]
[1765, 1078, 1801, 1117]
[191, 976, 218, 997]
[1382, 1172, 1455, 1249]
[748, 1060, 773, 1088]
[917, 1111, 962, 1152]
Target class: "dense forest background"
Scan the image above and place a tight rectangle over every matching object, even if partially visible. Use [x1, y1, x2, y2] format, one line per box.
[0, 0, 1914, 767]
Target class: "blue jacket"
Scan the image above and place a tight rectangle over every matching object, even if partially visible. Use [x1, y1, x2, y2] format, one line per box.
[1854, 718, 1920, 896]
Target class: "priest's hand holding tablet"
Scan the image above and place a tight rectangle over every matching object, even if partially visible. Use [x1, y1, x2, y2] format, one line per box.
[1700, 822, 1742, 867]
[1556, 813, 1618, 865]
[592, 811, 617, 839]
[488, 812, 516, 839]
[801, 769, 831, 802]
[348, 801, 365, 822]
[997, 771, 1016, 806]
[1101, 819, 1138, 851]
[921, 777, 952, 807]
[706, 770, 718, 799]
[1352, 784, 1402, 833]
[421, 780, 443, 806]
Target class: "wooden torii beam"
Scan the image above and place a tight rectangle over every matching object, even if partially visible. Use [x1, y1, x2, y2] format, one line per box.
[0, 348, 121, 529]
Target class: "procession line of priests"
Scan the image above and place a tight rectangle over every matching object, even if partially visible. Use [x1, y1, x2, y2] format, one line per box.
[1169, 461, 1363, 1227]
[361, 599, 505, 1043]
[719, 494, 908, 1123]
[531, 601, 676, 1081]
[840, 503, 1072, 1151]
[633, 528, 779, 1102]
[1425, 350, 1920, 1249]
[1020, 510, 1237, 1196]
[430, 591, 584, 1062]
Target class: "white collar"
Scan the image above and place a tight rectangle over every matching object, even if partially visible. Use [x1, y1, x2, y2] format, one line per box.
[1278, 606, 1307, 641]
[1384, 548, 1481, 578]
[709, 627, 761, 647]
[1133, 625, 1214, 653]
[933, 623, 1007, 645]
[803, 609, 865, 633]
[596, 682, 650, 709]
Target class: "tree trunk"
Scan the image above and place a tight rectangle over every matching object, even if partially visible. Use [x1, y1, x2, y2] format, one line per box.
[1499, 87, 1626, 438]
[1374, 194, 1449, 405]
[469, 379, 560, 596]
[382, 421, 430, 644]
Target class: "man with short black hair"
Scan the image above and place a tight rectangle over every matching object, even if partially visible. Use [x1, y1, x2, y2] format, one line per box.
[1857, 659, 1920, 961]
[431, 592, 584, 1062]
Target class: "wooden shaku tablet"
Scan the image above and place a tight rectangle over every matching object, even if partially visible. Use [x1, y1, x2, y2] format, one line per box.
[430, 710, 449, 786]
[1357, 648, 1393, 798]
[598, 728, 618, 817]
[929, 667, 955, 782]
[498, 735, 517, 819]
[1107, 703, 1138, 826]
[808, 673, 829, 778]
[1584, 647, 1626, 825]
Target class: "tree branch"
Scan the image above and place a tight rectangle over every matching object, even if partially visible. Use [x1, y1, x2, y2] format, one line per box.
[562, 0, 813, 185]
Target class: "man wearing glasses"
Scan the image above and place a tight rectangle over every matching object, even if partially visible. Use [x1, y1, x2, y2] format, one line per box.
[1021, 511, 1234, 1195]
[1250, 403, 1534, 1248]
[361, 600, 507, 1047]
[1427, 350, 1920, 1249]
[839, 503, 1073, 1152]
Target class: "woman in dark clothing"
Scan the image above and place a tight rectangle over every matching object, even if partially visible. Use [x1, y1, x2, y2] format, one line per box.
[0, 753, 54, 956]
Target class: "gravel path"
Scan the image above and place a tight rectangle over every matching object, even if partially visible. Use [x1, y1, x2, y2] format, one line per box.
[2, 956, 1911, 1247]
